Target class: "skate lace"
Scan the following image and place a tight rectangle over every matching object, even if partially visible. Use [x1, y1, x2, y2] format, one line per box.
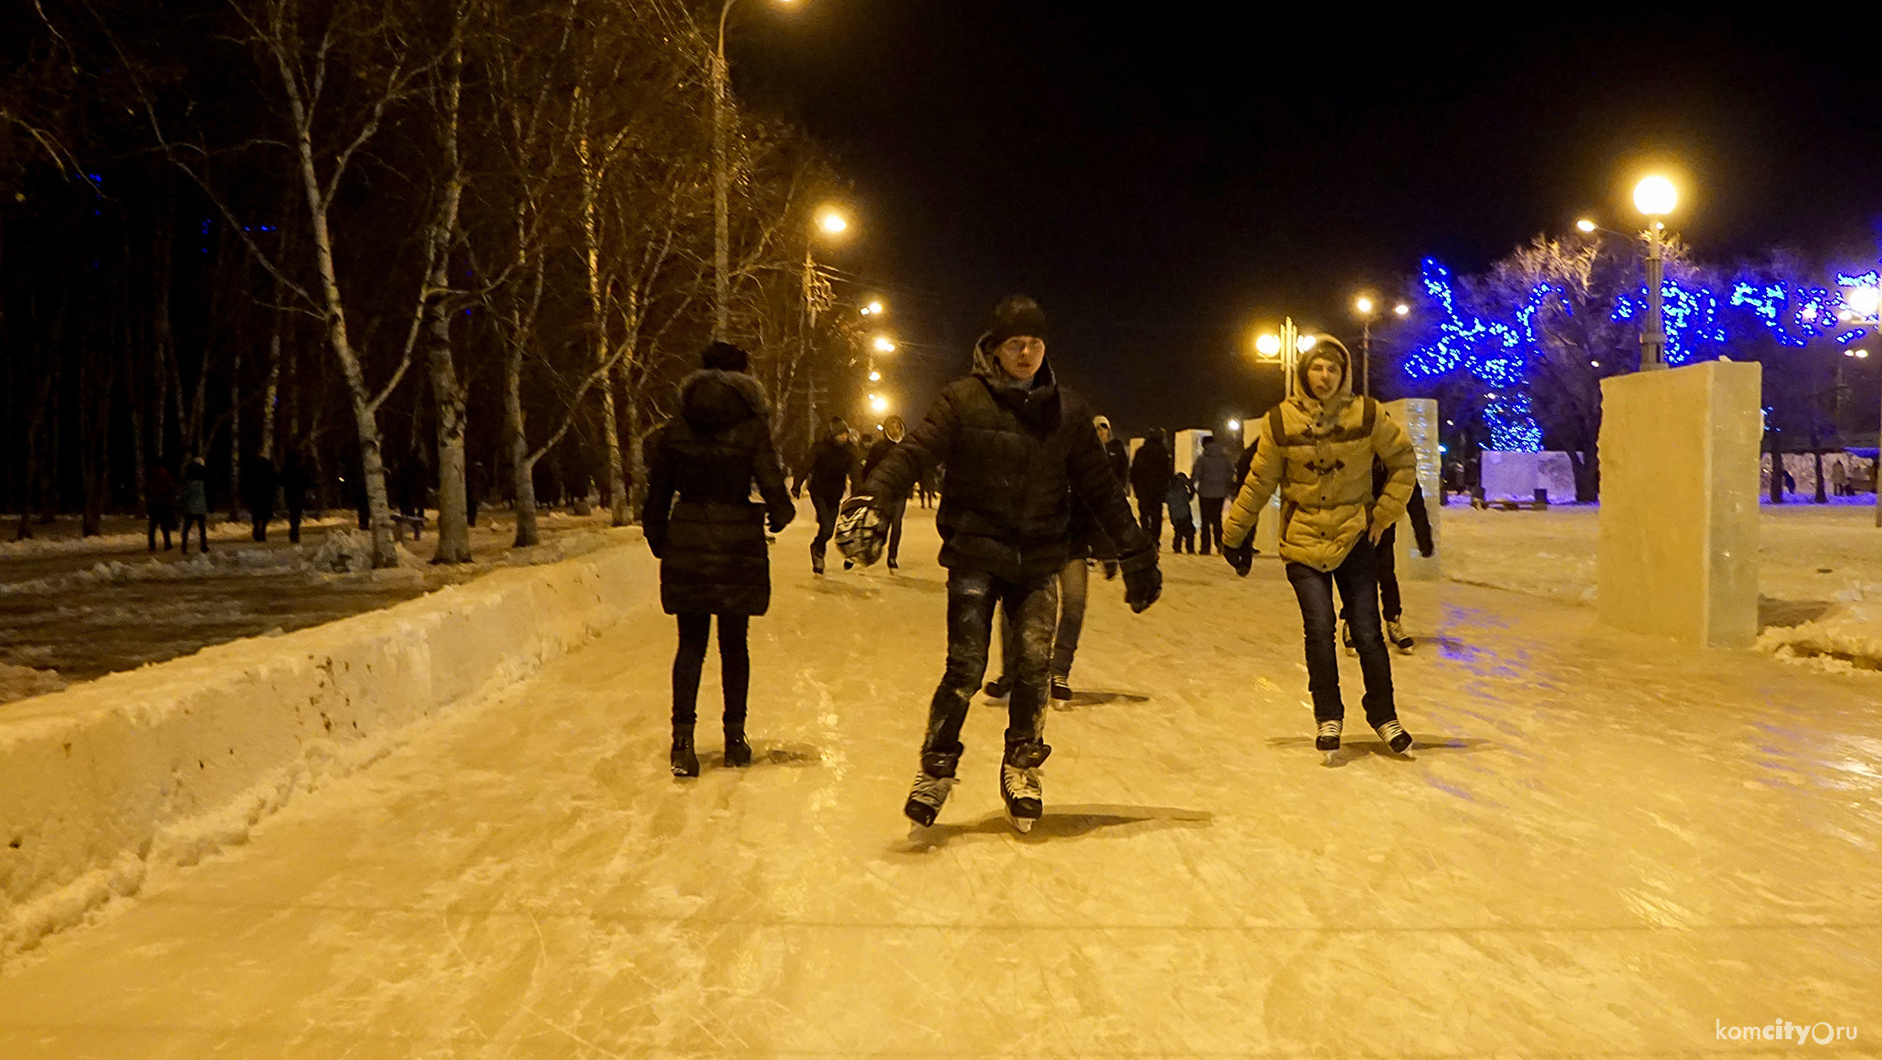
[1002, 763, 1042, 802]
[1376, 719, 1407, 742]
[1317, 720, 1342, 738]
[909, 772, 956, 807]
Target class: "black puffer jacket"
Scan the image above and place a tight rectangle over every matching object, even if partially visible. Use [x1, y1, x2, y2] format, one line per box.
[794, 435, 857, 504]
[861, 350, 1151, 584]
[641, 371, 795, 616]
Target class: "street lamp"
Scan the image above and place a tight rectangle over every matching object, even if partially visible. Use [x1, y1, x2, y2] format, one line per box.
[872, 335, 896, 354]
[860, 299, 885, 317]
[1634, 175, 1678, 371]
[1353, 294, 1378, 397]
[1575, 218, 1597, 233]
[1252, 318, 1316, 398]
[801, 203, 849, 448]
[712, 0, 802, 340]
[1838, 282, 1882, 525]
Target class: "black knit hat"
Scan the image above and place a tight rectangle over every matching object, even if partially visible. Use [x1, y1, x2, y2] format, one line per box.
[980, 295, 1048, 349]
[701, 341, 750, 372]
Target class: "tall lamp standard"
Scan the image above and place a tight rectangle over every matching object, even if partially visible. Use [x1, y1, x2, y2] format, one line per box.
[712, 0, 799, 340]
[1350, 296, 1410, 397]
[801, 206, 849, 448]
[1633, 175, 1679, 371]
[1838, 282, 1882, 526]
[1253, 319, 1319, 399]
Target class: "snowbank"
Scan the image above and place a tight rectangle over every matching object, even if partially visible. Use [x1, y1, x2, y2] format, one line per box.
[0, 528, 654, 960]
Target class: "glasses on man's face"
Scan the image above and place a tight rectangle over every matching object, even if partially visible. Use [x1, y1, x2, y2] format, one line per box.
[1000, 337, 1045, 356]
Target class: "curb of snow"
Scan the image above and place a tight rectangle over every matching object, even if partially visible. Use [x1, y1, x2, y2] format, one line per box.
[0, 528, 654, 964]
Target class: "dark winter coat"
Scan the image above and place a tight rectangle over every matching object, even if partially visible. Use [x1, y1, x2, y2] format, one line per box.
[641, 371, 795, 617]
[860, 348, 1152, 585]
[1103, 439, 1131, 486]
[1374, 460, 1435, 555]
[244, 455, 277, 514]
[1129, 436, 1172, 501]
[795, 435, 857, 504]
[1192, 444, 1237, 500]
[280, 456, 314, 512]
[178, 465, 209, 516]
[1165, 475, 1194, 524]
[861, 436, 900, 483]
[148, 467, 177, 517]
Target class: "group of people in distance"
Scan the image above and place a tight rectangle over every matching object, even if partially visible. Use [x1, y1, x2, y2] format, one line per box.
[640, 295, 1428, 833]
[143, 450, 317, 555]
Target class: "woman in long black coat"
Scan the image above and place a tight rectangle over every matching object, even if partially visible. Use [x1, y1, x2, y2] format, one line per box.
[641, 342, 796, 777]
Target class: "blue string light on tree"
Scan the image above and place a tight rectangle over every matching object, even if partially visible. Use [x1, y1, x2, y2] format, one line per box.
[1610, 277, 1728, 365]
[1402, 258, 1549, 451]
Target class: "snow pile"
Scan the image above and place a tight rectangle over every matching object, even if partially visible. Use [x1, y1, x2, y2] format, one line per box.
[1756, 586, 1882, 673]
[0, 665, 65, 703]
[0, 537, 658, 962]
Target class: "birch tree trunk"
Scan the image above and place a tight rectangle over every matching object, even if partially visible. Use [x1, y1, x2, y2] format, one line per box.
[577, 126, 629, 527]
[425, 44, 472, 564]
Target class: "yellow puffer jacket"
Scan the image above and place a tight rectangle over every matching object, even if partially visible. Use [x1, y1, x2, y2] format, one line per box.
[1222, 386, 1415, 573]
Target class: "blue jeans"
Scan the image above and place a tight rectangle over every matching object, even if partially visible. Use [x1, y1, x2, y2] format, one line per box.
[1286, 539, 1396, 726]
[923, 568, 1059, 760]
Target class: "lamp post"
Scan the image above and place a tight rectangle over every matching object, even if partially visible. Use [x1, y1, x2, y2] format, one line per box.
[1839, 281, 1882, 525]
[1253, 318, 1319, 399]
[802, 205, 848, 449]
[712, 0, 798, 340]
[1633, 175, 1679, 371]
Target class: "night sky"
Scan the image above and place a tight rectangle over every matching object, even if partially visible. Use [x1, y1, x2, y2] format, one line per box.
[734, 4, 1882, 433]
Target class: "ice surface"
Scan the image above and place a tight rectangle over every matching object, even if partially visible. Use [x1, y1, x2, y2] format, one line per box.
[0, 506, 1877, 1057]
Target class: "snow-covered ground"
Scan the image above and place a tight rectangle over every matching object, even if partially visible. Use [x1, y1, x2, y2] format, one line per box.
[1, 506, 1876, 1056]
[0, 510, 626, 702]
[1444, 499, 1882, 671]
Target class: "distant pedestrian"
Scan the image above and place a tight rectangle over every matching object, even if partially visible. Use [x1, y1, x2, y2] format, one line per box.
[1831, 460, 1849, 497]
[147, 463, 177, 551]
[1095, 415, 1130, 486]
[179, 458, 210, 555]
[1130, 428, 1173, 549]
[1221, 339, 1417, 757]
[281, 449, 314, 544]
[641, 341, 795, 778]
[1192, 434, 1235, 555]
[793, 417, 859, 574]
[244, 453, 277, 541]
[1166, 471, 1196, 553]
[861, 416, 910, 570]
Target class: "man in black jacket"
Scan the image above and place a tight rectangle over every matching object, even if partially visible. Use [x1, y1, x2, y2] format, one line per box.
[860, 415, 909, 570]
[843, 296, 1161, 833]
[793, 418, 859, 574]
[1129, 429, 1172, 549]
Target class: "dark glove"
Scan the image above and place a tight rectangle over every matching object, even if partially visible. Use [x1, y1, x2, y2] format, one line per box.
[1222, 540, 1253, 577]
[1101, 559, 1119, 581]
[646, 531, 666, 559]
[768, 507, 794, 534]
[1123, 564, 1161, 614]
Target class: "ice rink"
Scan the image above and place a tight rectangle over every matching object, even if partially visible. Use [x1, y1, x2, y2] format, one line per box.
[2, 505, 1879, 1058]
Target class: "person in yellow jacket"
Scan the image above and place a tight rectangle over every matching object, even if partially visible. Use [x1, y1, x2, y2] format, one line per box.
[1220, 339, 1417, 755]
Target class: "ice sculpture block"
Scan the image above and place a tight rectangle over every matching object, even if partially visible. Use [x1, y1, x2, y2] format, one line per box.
[1384, 398, 1441, 581]
[1597, 361, 1762, 648]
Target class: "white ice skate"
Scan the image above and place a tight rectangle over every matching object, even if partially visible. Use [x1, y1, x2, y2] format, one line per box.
[904, 772, 956, 830]
[1000, 741, 1050, 833]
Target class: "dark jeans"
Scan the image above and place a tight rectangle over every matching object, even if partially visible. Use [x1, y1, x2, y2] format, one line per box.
[1340, 524, 1403, 623]
[1135, 495, 1163, 549]
[1286, 538, 1396, 726]
[924, 568, 1057, 760]
[996, 557, 1089, 682]
[181, 514, 209, 553]
[810, 493, 842, 564]
[1171, 518, 1195, 553]
[147, 508, 174, 550]
[885, 498, 906, 565]
[251, 505, 273, 542]
[672, 613, 750, 731]
[287, 505, 304, 544]
[1198, 497, 1225, 555]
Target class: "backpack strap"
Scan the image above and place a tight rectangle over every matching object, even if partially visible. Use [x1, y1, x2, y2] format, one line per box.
[1361, 396, 1377, 436]
[1267, 404, 1287, 448]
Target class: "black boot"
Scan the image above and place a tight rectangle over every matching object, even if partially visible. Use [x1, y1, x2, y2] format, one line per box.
[724, 724, 752, 768]
[670, 729, 700, 777]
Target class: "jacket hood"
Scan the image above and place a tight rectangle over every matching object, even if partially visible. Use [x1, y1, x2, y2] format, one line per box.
[679, 370, 769, 434]
[1291, 343, 1354, 418]
[970, 334, 1058, 393]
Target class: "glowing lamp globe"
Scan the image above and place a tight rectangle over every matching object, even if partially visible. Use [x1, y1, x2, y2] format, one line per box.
[1254, 333, 1281, 357]
[1633, 176, 1677, 217]
[1355, 296, 1375, 315]
[1575, 218, 1597, 233]
[1393, 303, 1410, 317]
[868, 370, 880, 381]
[1848, 286, 1882, 317]
[869, 395, 890, 413]
[815, 208, 848, 235]
[1227, 419, 1241, 432]
[1296, 333, 1318, 354]
[872, 336, 896, 353]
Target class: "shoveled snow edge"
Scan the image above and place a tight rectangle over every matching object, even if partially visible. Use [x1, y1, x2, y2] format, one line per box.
[0, 529, 655, 962]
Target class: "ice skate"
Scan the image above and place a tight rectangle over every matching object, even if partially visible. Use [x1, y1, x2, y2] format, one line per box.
[1374, 718, 1413, 755]
[904, 751, 959, 828]
[810, 544, 825, 576]
[1050, 676, 1072, 702]
[1000, 740, 1051, 833]
[983, 676, 1011, 702]
[1339, 619, 1356, 656]
[1386, 619, 1414, 653]
[723, 727, 752, 768]
[670, 731, 700, 777]
[1315, 718, 1342, 752]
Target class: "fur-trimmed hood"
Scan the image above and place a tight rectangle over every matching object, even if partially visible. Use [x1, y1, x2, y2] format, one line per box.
[679, 370, 770, 434]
